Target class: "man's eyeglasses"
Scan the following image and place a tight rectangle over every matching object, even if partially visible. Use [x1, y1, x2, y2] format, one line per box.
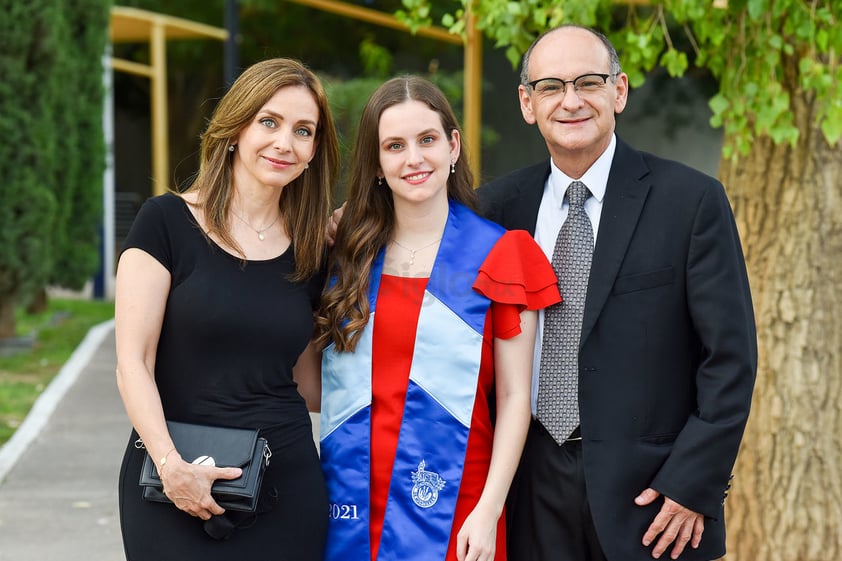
[527, 73, 618, 96]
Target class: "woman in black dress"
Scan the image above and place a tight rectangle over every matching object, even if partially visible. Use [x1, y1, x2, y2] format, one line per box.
[115, 58, 339, 560]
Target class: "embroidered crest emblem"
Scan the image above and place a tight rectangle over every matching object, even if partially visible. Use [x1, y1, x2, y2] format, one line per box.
[410, 460, 446, 508]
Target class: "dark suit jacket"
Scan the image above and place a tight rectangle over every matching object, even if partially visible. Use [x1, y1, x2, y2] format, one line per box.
[478, 138, 757, 561]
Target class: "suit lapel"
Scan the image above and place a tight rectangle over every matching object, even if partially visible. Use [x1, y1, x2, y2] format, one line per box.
[508, 162, 548, 235]
[580, 140, 651, 346]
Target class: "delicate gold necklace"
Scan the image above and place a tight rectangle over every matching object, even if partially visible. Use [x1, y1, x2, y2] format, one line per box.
[231, 208, 280, 241]
[392, 237, 441, 266]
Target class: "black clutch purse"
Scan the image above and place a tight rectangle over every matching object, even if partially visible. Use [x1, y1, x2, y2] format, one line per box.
[137, 421, 271, 512]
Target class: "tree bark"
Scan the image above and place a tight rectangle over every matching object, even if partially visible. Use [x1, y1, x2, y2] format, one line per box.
[720, 79, 842, 560]
[0, 294, 17, 339]
[25, 287, 48, 315]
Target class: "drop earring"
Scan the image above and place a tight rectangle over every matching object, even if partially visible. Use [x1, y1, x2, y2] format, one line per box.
[377, 177, 383, 186]
[450, 161, 456, 174]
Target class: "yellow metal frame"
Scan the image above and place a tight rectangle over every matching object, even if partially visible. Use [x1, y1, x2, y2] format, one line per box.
[110, 6, 229, 195]
[110, 2, 690, 194]
[110, 2, 483, 191]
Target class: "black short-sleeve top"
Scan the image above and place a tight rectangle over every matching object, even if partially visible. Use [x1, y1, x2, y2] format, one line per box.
[122, 193, 324, 447]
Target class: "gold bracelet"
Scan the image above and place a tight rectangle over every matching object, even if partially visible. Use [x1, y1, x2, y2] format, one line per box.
[159, 447, 177, 472]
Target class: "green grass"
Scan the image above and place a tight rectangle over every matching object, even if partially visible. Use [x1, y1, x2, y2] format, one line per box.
[0, 298, 114, 447]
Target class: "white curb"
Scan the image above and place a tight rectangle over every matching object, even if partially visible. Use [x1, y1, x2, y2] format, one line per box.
[0, 319, 115, 484]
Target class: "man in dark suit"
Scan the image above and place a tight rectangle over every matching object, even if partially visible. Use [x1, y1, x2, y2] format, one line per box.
[478, 25, 757, 561]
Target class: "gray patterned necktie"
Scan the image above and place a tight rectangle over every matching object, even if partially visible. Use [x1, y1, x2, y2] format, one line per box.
[537, 180, 593, 444]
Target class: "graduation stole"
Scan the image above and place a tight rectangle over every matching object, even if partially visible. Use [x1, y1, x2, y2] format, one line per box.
[320, 201, 505, 561]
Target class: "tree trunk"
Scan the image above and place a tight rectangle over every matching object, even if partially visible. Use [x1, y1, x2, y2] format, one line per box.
[25, 287, 48, 315]
[0, 294, 17, 339]
[720, 82, 842, 560]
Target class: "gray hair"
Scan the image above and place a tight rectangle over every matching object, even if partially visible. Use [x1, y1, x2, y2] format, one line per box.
[520, 24, 622, 86]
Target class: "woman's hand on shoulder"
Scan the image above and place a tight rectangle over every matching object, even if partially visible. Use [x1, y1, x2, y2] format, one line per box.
[326, 202, 346, 246]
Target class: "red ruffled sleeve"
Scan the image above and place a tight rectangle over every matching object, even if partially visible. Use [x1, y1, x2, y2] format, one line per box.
[473, 230, 561, 312]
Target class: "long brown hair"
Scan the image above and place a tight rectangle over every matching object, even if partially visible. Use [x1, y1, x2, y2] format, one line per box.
[317, 75, 477, 351]
[184, 57, 339, 280]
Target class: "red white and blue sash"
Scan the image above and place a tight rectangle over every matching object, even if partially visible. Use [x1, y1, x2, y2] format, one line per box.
[321, 201, 505, 561]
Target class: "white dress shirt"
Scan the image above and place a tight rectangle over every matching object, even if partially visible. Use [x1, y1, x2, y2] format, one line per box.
[530, 134, 616, 414]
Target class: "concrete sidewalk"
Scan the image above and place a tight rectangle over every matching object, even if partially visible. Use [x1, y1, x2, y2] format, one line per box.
[0, 321, 128, 561]
[0, 321, 323, 560]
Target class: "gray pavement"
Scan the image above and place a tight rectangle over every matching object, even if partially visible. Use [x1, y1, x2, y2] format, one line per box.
[0, 320, 322, 561]
[0, 321, 127, 561]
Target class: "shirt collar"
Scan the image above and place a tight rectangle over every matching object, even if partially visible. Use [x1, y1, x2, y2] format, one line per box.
[548, 134, 616, 208]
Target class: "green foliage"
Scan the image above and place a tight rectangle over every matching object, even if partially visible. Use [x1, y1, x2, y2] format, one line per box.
[0, 0, 111, 336]
[114, 0, 494, 199]
[396, 0, 433, 33]
[680, 0, 841, 157]
[401, 0, 842, 159]
[115, 0, 463, 189]
[360, 37, 394, 79]
[0, 298, 114, 446]
[0, 0, 61, 315]
[402, 0, 613, 67]
[48, 0, 112, 290]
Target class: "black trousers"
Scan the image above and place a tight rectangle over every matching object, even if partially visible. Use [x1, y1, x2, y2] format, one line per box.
[507, 420, 608, 561]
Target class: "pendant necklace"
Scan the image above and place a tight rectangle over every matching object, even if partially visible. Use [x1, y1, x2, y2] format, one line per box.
[231, 208, 280, 241]
[392, 237, 442, 266]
